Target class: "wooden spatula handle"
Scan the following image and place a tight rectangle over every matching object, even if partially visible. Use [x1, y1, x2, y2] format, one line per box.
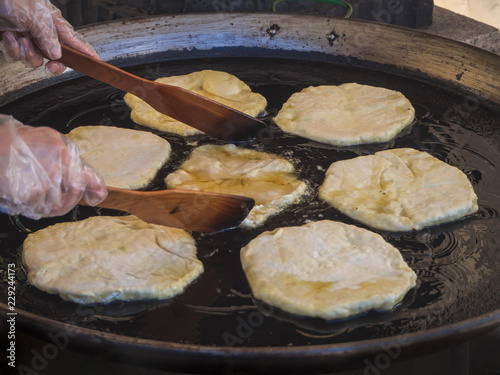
[59, 45, 152, 95]
[80, 187, 255, 233]
[0, 31, 146, 93]
[89, 186, 199, 214]
[1, 31, 266, 142]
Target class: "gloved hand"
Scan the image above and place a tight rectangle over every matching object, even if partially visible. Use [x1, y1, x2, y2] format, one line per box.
[0, 0, 99, 75]
[0, 114, 107, 219]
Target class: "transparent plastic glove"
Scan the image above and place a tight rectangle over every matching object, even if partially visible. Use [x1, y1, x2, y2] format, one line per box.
[0, 115, 107, 219]
[0, 0, 99, 75]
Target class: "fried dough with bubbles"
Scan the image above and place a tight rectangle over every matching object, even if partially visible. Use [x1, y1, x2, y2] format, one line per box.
[274, 83, 415, 146]
[68, 125, 171, 190]
[124, 70, 267, 136]
[22, 215, 203, 304]
[241, 220, 417, 320]
[319, 148, 478, 231]
[165, 144, 308, 228]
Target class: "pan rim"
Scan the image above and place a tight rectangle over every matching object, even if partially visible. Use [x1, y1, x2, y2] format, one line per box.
[2, 13, 500, 107]
[1, 12, 500, 370]
[3, 303, 499, 356]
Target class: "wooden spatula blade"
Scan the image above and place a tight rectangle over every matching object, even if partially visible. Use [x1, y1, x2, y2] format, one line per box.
[56, 44, 266, 142]
[81, 187, 254, 233]
[150, 84, 266, 142]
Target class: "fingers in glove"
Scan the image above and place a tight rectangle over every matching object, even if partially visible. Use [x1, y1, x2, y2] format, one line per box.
[19, 37, 43, 67]
[28, 0, 61, 60]
[1, 31, 20, 61]
[0, 0, 61, 60]
[57, 183, 85, 216]
[45, 60, 65, 75]
[1, 33, 45, 68]
[58, 134, 107, 207]
[53, 17, 99, 59]
[80, 162, 108, 206]
[13, 125, 106, 218]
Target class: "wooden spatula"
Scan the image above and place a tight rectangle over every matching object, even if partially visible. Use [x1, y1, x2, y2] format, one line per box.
[80, 186, 254, 233]
[57, 44, 266, 142]
[0, 30, 266, 142]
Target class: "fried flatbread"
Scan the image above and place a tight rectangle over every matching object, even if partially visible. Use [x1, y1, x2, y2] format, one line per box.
[22, 215, 203, 304]
[273, 83, 415, 146]
[319, 148, 478, 231]
[124, 70, 267, 136]
[241, 220, 417, 320]
[68, 126, 171, 190]
[165, 144, 308, 228]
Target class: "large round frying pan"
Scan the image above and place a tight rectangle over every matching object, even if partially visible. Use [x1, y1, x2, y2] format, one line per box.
[1, 14, 499, 374]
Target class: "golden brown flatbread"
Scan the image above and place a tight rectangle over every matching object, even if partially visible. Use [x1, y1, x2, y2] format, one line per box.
[22, 215, 203, 304]
[68, 126, 171, 189]
[319, 148, 478, 231]
[241, 220, 417, 320]
[165, 144, 308, 228]
[274, 83, 415, 146]
[124, 70, 267, 136]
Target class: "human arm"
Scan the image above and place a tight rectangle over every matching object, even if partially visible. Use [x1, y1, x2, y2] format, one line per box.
[0, 114, 107, 219]
[0, 0, 99, 75]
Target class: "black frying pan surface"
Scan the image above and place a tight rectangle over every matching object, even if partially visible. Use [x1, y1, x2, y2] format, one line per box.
[0, 56, 499, 369]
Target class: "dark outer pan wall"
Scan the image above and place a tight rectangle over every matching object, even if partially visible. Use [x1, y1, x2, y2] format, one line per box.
[10, 309, 500, 374]
[1, 14, 500, 106]
[0, 14, 499, 374]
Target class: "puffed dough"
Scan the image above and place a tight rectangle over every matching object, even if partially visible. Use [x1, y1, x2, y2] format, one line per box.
[124, 70, 267, 136]
[22, 215, 203, 304]
[165, 144, 308, 228]
[241, 220, 417, 320]
[68, 126, 171, 190]
[319, 148, 478, 231]
[273, 83, 415, 146]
